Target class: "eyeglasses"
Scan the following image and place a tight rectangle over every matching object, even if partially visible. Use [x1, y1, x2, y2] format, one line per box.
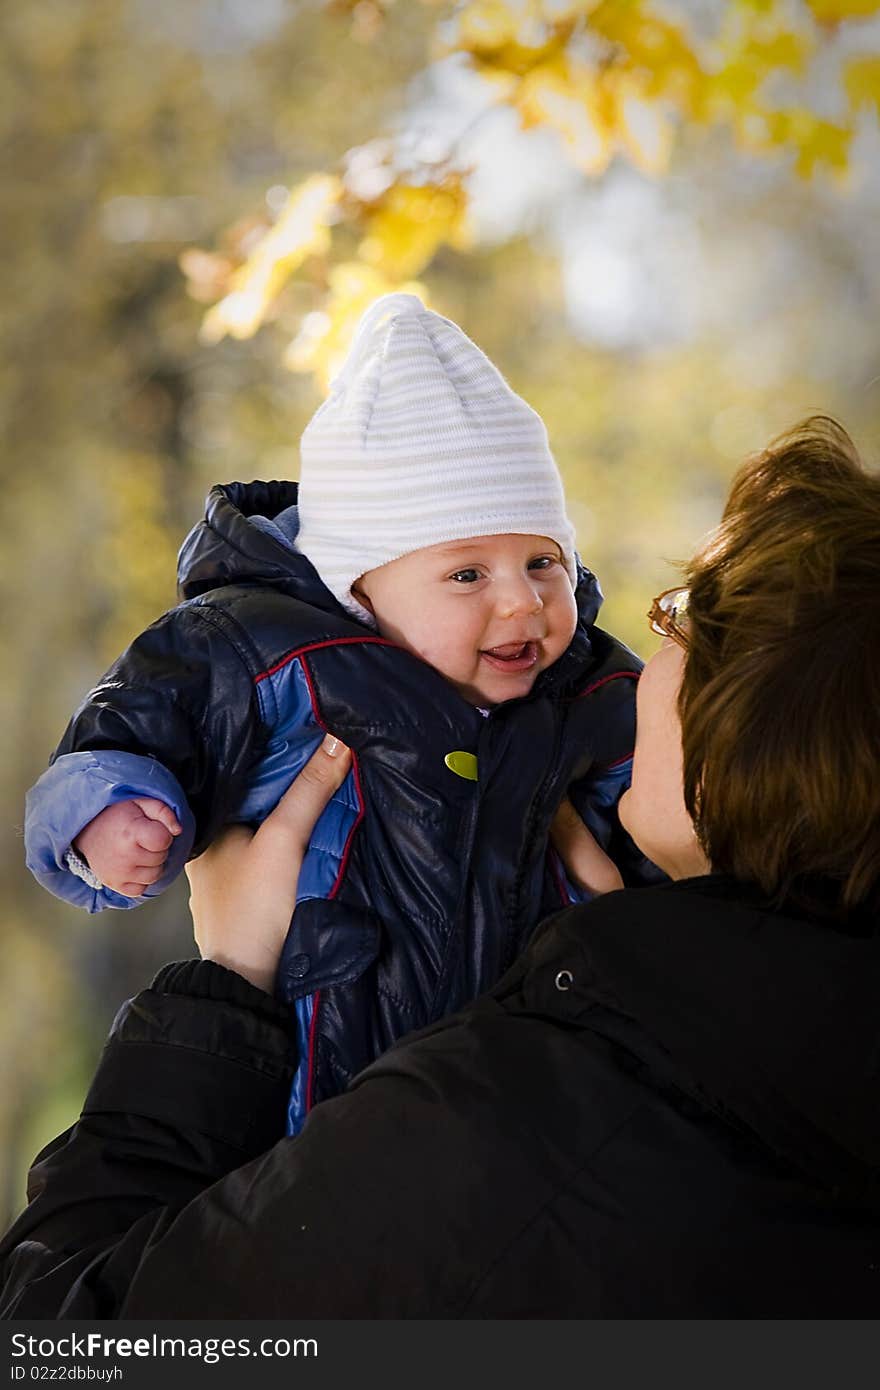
[648, 587, 690, 650]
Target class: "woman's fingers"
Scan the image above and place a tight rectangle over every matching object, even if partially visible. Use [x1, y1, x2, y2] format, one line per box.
[249, 737, 351, 905]
[551, 795, 582, 844]
[255, 734, 351, 849]
[186, 734, 351, 993]
[551, 797, 624, 896]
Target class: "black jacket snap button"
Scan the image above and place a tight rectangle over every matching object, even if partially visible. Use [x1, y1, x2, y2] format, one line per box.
[555, 969, 574, 992]
[290, 953, 311, 980]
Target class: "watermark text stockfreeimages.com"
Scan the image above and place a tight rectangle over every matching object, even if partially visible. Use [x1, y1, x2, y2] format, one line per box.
[10, 1332, 315, 1368]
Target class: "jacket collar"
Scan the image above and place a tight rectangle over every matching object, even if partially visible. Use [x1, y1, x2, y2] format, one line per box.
[521, 877, 880, 1199]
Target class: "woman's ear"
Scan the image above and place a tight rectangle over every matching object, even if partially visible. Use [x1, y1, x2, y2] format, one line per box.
[351, 580, 375, 616]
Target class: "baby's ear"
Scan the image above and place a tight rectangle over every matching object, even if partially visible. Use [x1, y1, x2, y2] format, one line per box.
[351, 580, 375, 616]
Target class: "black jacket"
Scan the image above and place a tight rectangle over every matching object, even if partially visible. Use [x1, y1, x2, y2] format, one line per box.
[2, 876, 878, 1318]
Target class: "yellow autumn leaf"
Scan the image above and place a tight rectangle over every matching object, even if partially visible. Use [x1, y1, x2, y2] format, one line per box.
[743, 30, 810, 74]
[591, 69, 621, 141]
[766, 108, 852, 176]
[516, 53, 572, 127]
[844, 54, 880, 111]
[705, 58, 763, 115]
[444, 0, 576, 79]
[804, 0, 880, 23]
[675, 63, 715, 124]
[591, 0, 698, 78]
[793, 119, 852, 178]
[358, 180, 471, 279]
[283, 262, 427, 388]
[517, 59, 613, 173]
[588, 0, 705, 120]
[200, 173, 342, 344]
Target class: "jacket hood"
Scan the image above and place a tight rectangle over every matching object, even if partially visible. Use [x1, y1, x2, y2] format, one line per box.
[525, 876, 880, 1201]
[177, 480, 348, 616]
[176, 480, 605, 695]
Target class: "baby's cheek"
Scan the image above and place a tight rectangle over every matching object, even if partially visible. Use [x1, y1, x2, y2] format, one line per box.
[562, 594, 579, 644]
[409, 621, 465, 671]
[429, 640, 472, 684]
[547, 615, 577, 666]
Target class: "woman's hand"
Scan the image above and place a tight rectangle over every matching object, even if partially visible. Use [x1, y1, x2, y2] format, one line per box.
[185, 734, 351, 993]
[551, 797, 624, 897]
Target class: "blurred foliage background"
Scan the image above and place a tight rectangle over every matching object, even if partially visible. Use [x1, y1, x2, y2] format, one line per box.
[2, 0, 880, 1224]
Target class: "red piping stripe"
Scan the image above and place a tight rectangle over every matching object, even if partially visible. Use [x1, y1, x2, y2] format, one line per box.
[298, 651, 366, 898]
[297, 651, 367, 1114]
[575, 669, 639, 699]
[255, 635, 394, 684]
[577, 672, 638, 765]
[603, 750, 634, 770]
[297, 654, 325, 733]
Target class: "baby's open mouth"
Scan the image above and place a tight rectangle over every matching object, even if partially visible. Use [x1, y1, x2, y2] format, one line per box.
[480, 640, 540, 673]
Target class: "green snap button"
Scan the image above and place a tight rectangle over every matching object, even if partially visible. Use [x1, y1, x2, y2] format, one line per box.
[444, 750, 478, 781]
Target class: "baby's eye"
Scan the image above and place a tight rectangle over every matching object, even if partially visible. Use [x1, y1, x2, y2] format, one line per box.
[450, 568, 482, 584]
[528, 556, 556, 571]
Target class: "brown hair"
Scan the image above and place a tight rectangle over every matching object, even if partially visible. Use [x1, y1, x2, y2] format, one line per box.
[680, 416, 880, 920]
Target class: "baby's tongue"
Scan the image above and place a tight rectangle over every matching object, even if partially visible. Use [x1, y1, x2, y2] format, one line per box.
[486, 643, 525, 660]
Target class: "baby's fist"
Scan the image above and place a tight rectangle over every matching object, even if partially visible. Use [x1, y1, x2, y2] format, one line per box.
[73, 797, 182, 898]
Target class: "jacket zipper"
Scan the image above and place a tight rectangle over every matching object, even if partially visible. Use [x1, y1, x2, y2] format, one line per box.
[501, 703, 565, 973]
[427, 724, 485, 1016]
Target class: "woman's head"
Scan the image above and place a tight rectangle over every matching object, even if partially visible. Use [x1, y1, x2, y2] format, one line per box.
[631, 416, 880, 919]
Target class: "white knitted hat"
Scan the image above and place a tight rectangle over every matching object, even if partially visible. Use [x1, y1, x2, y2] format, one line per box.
[295, 293, 577, 624]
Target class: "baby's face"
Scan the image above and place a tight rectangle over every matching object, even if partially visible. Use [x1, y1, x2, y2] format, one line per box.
[353, 534, 578, 707]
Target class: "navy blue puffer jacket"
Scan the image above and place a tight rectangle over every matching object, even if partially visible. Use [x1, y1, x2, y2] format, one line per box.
[25, 481, 657, 1129]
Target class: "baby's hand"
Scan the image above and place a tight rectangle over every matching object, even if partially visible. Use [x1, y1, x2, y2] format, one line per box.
[73, 798, 182, 898]
[551, 797, 624, 897]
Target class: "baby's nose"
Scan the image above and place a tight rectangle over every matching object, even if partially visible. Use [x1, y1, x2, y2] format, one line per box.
[498, 577, 544, 618]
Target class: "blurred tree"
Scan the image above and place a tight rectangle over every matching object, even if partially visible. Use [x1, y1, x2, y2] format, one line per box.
[0, 0, 440, 1221]
[188, 0, 880, 382]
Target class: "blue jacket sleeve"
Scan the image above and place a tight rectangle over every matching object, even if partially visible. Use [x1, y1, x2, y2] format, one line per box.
[25, 599, 267, 912]
[25, 751, 196, 912]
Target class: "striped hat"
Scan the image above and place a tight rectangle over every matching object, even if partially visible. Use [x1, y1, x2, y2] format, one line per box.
[295, 293, 577, 624]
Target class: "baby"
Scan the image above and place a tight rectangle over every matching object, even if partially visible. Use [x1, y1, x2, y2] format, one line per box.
[26, 294, 657, 1131]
